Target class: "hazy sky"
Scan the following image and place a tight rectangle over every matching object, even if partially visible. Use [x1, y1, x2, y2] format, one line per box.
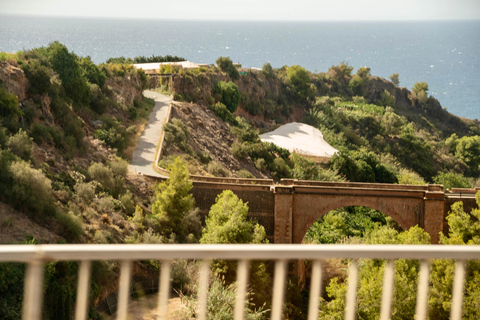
[1, 0, 480, 21]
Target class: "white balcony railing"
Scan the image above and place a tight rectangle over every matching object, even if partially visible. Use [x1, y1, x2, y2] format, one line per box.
[1, 244, 480, 320]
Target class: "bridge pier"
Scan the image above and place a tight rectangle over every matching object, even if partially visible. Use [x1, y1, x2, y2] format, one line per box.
[424, 188, 446, 244]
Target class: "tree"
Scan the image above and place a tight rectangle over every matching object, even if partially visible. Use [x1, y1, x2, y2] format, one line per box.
[454, 135, 480, 176]
[262, 62, 275, 78]
[201, 190, 266, 245]
[348, 75, 364, 96]
[213, 81, 240, 113]
[356, 67, 371, 79]
[43, 41, 90, 104]
[152, 157, 198, 241]
[216, 56, 239, 80]
[433, 172, 471, 190]
[411, 81, 429, 104]
[79, 56, 106, 88]
[286, 65, 313, 101]
[389, 73, 400, 86]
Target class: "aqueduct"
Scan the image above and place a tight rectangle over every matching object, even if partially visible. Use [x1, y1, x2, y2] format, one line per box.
[184, 178, 478, 244]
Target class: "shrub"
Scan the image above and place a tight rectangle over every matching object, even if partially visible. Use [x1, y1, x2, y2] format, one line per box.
[213, 81, 240, 113]
[20, 59, 52, 95]
[9, 160, 53, 213]
[44, 41, 91, 104]
[164, 118, 189, 151]
[236, 170, 254, 178]
[88, 162, 114, 190]
[215, 56, 240, 80]
[74, 182, 95, 203]
[7, 129, 33, 161]
[206, 161, 228, 177]
[208, 102, 237, 125]
[109, 158, 128, 177]
[119, 191, 135, 215]
[433, 172, 471, 190]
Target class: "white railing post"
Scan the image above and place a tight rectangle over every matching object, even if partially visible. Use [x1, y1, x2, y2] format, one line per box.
[345, 259, 359, 320]
[116, 260, 133, 320]
[197, 260, 210, 320]
[22, 259, 45, 320]
[307, 260, 323, 320]
[157, 260, 171, 320]
[271, 259, 287, 320]
[75, 260, 92, 320]
[234, 259, 250, 320]
[415, 260, 430, 320]
[450, 259, 466, 320]
[379, 259, 395, 320]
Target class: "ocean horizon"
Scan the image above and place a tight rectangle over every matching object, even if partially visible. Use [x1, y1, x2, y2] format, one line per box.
[1, 15, 479, 120]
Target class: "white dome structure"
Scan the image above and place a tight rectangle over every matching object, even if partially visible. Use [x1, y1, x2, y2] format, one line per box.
[260, 122, 338, 160]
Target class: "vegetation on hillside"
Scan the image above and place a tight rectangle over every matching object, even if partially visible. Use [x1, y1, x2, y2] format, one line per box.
[1, 41, 480, 320]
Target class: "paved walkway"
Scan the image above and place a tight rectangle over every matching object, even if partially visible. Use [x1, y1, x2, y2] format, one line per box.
[129, 90, 171, 178]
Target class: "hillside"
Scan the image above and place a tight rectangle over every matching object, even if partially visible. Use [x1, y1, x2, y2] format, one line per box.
[1, 44, 480, 319]
[159, 61, 480, 185]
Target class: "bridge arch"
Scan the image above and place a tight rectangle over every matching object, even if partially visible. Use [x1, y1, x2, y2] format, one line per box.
[291, 193, 423, 244]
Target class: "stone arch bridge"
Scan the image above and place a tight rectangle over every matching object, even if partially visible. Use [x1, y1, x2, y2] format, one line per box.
[148, 175, 478, 244]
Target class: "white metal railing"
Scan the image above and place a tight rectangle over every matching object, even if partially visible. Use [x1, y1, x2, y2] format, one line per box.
[1, 244, 480, 320]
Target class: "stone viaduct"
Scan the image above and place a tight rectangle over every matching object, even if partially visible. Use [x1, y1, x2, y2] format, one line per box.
[186, 178, 479, 244]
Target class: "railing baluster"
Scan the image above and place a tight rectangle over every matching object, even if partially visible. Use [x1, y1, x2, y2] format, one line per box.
[415, 260, 430, 320]
[345, 259, 359, 320]
[234, 259, 250, 320]
[308, 260, 323, 320]
[116, 260, 132, 320]
[450, 259, 466, 320]
[379, 259, 395, 320]
[271, 259, 287, 320]
[75, 260, 91, 320]
[22, 259, 45, 320]
[157, 260, 171, 320]
[197, 260, 210, 320]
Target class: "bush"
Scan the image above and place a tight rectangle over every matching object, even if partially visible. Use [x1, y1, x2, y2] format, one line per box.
[164, 118, 189, 151]
[208, 102, 237, 125]
[109, 158, 128, 177]
[215, 56, 240, 80]
[206, 161, 228, 177]
[44, 41, 91, 104]
[236, 170, 254, 178]
[20, 59, 52, 95]
[433, 172, 471, 190]
[9, 160, 53, 213]
[74, 182, 95, 203]
[7, 129, 33, 161]
[88, 162, 114, 191]
[213, 81, 240, 113]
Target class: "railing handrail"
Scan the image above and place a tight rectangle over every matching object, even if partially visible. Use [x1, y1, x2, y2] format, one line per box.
[2, 244, 480, 262]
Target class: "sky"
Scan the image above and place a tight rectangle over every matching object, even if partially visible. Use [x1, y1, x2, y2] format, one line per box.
[1, 0, 480, 21]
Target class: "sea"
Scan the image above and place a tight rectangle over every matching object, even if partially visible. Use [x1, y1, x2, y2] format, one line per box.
[1, 15, 479, 120]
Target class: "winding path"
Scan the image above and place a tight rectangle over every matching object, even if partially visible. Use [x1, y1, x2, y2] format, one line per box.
[129, 90, 171, 178]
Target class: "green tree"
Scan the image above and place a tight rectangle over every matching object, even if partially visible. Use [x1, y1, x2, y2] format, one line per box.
[389, 73, 400, 86]
[286, 65, 313, 101]
[433, 172, 471, 190]
[0, 86, 21, 131]
[79, 56, 106, 88]
[213, 81, 240, 113]
[411, 81, 429, 104]
[262, 62, 275, 78]
[454, 135, 480, 176]
[216, 56, 240, 80]
[201, 190, 266, 245]
[348, 75, 364, 96]
[43, 41, 90, 104]
[152, 157, 198, 241]
[356, 67, 371, 79]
